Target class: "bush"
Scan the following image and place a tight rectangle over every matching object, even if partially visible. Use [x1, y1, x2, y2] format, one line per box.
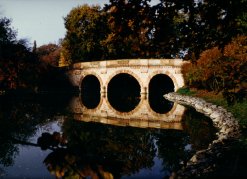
[182, 35, 247, 104]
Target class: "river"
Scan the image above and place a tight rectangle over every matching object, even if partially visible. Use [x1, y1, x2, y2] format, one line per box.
[0, 92, 217, 178]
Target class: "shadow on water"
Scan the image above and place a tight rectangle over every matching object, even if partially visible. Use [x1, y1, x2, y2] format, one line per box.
[0, 91, 221, 178]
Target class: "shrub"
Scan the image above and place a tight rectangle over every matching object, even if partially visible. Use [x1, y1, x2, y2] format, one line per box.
[182, 35, 247, 104]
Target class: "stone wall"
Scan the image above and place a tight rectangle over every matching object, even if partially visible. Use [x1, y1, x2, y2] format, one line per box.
[164, 92, 240, 178]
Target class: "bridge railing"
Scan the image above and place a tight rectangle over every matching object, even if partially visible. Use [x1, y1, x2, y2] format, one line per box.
[72, 59, 186, 69]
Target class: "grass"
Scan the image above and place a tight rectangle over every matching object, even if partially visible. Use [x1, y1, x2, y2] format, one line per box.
[176, 87, 247, 129]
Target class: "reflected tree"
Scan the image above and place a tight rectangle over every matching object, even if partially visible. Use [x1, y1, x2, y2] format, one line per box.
[61, 119, 156, 178]
[0, 95, 69, 171]
[42, 113, 217, 178]
[182, 107, 217, 150]
[35, 119, 157, 178]
[154, 129, 192, 176]
[154, 107, 217, 176]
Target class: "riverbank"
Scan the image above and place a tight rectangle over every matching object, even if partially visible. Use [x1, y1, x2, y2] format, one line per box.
[176, 88, 247, 128]
[164, 92, 244, 178]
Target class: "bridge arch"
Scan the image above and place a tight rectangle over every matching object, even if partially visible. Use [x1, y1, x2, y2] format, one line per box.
[79, 73, 104, 110]
[105, 70, 145, 94]
[148, 73, 175, 114]
[106, 70, 142, 115]
[147, 70, 179, 93]
[79, 72, 104, 93]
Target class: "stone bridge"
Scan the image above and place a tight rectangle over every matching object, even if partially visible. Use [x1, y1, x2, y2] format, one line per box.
[68, 59, 186, 93]
[68, 59, 188, 127]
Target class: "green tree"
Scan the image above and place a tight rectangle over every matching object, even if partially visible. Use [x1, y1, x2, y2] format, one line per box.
[63, 0, 247, 61]
[181, 0, 247, 60]
[151, 0, 184, 58]
[0, 17, 16, 45]
[63, 4, 109, 63]
[0, 17, 37, 90]
[103, 0, 153, 59]
[0, 43, 38, 89]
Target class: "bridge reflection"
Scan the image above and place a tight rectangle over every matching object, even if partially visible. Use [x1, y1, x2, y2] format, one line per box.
[69, 94, 185, 130]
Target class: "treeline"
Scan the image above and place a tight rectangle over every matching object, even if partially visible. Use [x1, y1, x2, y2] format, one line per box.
[0, 18, 72, 93]
[182, 35, 247, 104]
[1, 0, 246, 97]
[61, 0, 247, 64]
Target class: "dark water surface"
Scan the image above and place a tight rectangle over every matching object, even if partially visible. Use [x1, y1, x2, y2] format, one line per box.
[0, 93, 217, 179]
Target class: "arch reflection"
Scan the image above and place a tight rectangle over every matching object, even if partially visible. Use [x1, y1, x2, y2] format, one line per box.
[70, 94, 185, 130]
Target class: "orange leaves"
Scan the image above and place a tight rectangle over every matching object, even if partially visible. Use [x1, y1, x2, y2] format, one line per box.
[36, 43, 61, 67]
[197, 47, 222, 66]
[127, 19, 134, 28]
[224, 35, 247, 62]
[182, 35, 247, 95]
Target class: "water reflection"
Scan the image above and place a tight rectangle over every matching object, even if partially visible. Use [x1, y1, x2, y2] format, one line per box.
[0, 94, 217, 178]
[0, 94, 71, 178]
[72, 93, 185, 130]
[41, 120, 156, 178]
[41, 110, 216, 179]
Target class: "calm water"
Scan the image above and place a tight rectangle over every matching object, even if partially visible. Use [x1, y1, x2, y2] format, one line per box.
[0, 93, 217, 179]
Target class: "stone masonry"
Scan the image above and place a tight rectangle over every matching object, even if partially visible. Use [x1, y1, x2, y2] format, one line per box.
[68, 59, 188, 93]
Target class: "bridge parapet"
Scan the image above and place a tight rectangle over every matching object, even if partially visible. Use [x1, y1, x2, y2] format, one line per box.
[72, 59, 187, 69]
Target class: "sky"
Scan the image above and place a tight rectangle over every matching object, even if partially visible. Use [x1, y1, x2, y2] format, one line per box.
[1, 0, 159, 47]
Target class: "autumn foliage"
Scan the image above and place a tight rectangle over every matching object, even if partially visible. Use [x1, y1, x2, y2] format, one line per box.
[36, 43, 61, 67]
[62, 0, 247, 63]
[0, 18, 73, 92]
[182, 35, 247, 104]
